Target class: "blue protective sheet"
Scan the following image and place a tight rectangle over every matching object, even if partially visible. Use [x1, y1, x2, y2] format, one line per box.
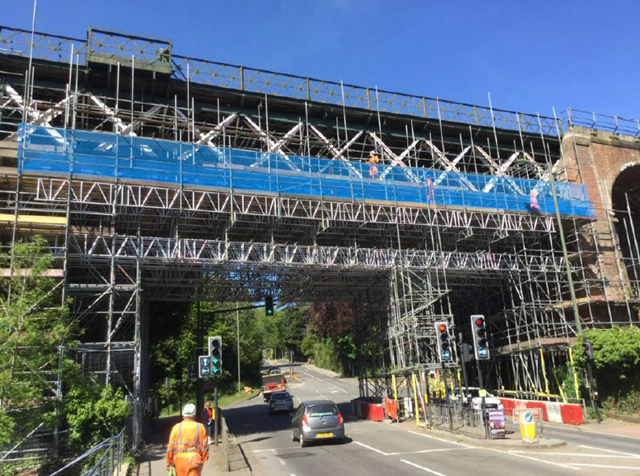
[17, 125, 594, 217]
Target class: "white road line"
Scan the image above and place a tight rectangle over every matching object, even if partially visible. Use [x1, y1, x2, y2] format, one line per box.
[510, 450, 640, 460]
[279, 459, 286, 466]
[567, 463, 640, 470]
[388, 447, 478, 456]
[253, 448, 293, 453]
[353, 440, 390, 456]
[504, 450, 579, 471]
[555, 427, 640, 441]
[578, 444, 640, 459]
[408, 430, 471, 448]
[401, 459, 448, 476]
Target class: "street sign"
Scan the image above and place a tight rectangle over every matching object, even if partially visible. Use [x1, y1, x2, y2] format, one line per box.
[513, 408, 541, 424]
[198, 355, 212, 378]
[187, 362, 197, 380]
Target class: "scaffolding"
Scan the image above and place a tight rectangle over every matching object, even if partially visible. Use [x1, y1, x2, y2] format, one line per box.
[1, 26, 639, 446]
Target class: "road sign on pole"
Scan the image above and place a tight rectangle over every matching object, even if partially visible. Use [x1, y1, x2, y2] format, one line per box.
[198, 355, 211, 378]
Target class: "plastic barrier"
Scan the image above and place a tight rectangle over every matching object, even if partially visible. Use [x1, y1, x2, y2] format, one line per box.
[18, 125, 594, 217]
[351, 398, 384, 422]
[560, 404, 585, 425]
[499, 397, 584, 425]
[384, 397, 398, 421]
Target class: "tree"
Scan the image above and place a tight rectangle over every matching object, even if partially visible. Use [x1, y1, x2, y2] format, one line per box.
[0, 237, 72, 445]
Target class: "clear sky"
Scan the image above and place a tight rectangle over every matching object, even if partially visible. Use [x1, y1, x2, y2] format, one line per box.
[4, 0, 638, 119]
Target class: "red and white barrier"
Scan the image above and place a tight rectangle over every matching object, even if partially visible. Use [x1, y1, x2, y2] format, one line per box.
[351, 398, 384, 422]
[498, 397, 584, 425]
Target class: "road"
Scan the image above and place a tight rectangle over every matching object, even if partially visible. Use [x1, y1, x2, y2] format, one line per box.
[222, 362, 640, 476]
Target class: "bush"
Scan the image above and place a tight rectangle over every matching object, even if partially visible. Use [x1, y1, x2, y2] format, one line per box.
[63, 382, 130, 451]
[574, 326, 640, 416]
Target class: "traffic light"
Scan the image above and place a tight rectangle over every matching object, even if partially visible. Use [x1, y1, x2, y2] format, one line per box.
[583, 340, 595, 360]
[198, 355, 211, 378]
[265, 296, 274, 317]
[434, 321, 453, 362]
[471, 314, 490, 360]
[209, 336, 222, 376]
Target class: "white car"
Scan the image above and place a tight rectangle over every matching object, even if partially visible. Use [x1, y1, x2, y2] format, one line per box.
[454, 387, 504, 411]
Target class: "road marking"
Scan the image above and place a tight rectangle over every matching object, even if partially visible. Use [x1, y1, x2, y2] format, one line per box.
[567, 463, 640, 470]
[408, 430, 471, 448]
[578, 444, 640, 459]
[511, 450, 640, 460]
[505, 450, 579, 471]
[279, 459, 286, 466]
[553, 426, 640, 441]
[388, 448, 478, 456]
[401, 459, 448, 476]
[253, 448, 294, 453]
[353, 441, 390, 456]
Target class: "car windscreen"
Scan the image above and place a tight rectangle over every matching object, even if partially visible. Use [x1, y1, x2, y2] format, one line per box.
[271, 393, 289, 400]
[306, 404, 337, 416]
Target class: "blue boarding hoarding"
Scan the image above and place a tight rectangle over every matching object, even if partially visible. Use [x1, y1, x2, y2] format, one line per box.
[17, 124, 594, 217]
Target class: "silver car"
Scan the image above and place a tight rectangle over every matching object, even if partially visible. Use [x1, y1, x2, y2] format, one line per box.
[291, 400, 345, 447]
[268, 391, 294, 415]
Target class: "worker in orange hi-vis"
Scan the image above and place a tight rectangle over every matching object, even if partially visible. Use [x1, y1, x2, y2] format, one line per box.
[367, 151, 381, 180]
[166, 403, 209, 476]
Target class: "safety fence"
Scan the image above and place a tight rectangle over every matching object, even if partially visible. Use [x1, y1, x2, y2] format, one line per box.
[19, 125, 594, 217]
[0, 424, 68, 464]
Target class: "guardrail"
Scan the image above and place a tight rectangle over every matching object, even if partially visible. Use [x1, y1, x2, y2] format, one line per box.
[0, 25, 558, 136]
[49, 428, 125, 476]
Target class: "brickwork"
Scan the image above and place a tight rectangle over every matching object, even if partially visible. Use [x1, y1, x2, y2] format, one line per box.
[561, 126, 640, 306]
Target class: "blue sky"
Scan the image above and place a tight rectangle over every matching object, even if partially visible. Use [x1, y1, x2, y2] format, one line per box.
[4, 0, 638, 119]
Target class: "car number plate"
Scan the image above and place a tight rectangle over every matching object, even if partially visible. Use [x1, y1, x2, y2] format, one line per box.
[316, 432, 333, 438]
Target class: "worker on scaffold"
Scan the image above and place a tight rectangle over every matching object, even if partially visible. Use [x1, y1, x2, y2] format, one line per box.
[367, 150, 380, 180]
[166, 403, 209, 476]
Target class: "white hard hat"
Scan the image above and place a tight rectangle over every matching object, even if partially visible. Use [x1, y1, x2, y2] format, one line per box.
[182, 403, 196, 417]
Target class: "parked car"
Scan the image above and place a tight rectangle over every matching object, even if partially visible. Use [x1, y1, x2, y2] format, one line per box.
[291, 400, 345, 447]
[268, 391, 294, 415]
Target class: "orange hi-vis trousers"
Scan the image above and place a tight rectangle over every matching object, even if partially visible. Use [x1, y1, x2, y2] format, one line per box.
[166, 419, 209, 476]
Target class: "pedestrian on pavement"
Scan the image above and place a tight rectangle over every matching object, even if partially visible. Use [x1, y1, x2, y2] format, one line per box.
[202, 401, 213, 444]
[166, 403, 209, 476]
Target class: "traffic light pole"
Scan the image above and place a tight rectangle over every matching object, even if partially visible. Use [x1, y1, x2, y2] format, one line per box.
[548, 163, 601, 423]
[441, 362, 453, 431]
[196, 300, 204, 422]
[476, 359, 489, 439]
[213, 384, 219, 447]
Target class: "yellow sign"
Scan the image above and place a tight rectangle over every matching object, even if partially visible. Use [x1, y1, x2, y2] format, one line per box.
[478, 389, 487, 398]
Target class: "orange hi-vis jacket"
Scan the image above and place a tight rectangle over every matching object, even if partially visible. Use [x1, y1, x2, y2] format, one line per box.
[166, 419, 209, 476]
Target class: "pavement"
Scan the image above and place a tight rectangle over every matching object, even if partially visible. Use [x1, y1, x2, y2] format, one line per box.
[136, 361, 640, 475]
[134, 414, 242, 476]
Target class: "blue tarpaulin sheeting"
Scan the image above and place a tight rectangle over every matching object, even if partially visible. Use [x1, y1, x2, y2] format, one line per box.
[17, 125, 593, 217]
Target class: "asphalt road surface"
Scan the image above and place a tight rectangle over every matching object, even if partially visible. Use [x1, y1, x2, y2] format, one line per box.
[222, 362, 640, 476]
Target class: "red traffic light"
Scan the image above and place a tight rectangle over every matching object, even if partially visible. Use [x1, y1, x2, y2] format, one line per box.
[475, 318, 485, 326]
[438, 323, 447, 332]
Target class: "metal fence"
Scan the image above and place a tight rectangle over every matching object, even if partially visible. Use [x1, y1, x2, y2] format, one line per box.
[49, 428, 126, 476]
[429, 403, 486, 438]
[0, 424, 68, 464]
[0, 25, 558, 135]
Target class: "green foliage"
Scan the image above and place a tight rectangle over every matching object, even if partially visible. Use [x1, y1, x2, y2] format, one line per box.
[300, 334, 319, 357]
[573, 326, 640, 416]
[0, 237, 72, 445]
[63, 382, 130, 450]
[312, 338, 343, 375]
[150, 301, 270, 412]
